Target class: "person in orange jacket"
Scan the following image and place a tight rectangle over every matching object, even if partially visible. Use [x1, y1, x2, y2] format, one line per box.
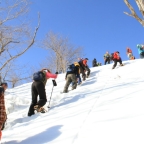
[112, 51, 124, 69]
[82, 58, 91, 78]
[126, 47, 135, 60]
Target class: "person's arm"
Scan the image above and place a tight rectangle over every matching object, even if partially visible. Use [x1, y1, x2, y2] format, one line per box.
[46, 72, 57, 79]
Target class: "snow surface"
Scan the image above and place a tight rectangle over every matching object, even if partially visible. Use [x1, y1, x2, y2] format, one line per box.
[2, 59, 144, 144]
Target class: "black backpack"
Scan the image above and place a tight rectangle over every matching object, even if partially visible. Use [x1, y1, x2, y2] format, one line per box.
[67, 64, 76, 73]
[33, 71, 45, 81]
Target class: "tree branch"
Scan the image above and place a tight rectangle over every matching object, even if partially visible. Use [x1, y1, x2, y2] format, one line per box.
[124, 0, 144, 26]
[0, 13, 40, 71]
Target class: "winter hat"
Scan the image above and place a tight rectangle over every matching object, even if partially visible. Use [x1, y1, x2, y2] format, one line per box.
[85, 58, 89, 60]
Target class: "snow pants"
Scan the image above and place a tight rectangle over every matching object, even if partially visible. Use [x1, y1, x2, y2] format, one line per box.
[113, 58, 123, 69]
[63, 74, 77, 93]
[104, 57, 110, 65]
[85, 66, 91, 77]
[28, 81, 47, 116]
[140, 52, 144, 59]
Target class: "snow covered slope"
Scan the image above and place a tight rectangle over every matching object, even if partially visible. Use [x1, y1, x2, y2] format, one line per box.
[2, 59, 144, 144]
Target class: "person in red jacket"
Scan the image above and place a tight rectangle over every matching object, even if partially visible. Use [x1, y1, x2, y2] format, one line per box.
[82, 58, 91, 78]
[126, 47, 135, 60]
[112, 51, 123, 69]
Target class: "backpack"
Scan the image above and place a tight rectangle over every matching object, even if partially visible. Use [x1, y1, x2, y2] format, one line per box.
[74, 62, 80, 67]
[67, 64, 76, 72]
[33, 71, 45, 81]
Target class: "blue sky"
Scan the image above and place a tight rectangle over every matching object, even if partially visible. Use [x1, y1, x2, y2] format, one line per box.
[17, 0, 144, 68]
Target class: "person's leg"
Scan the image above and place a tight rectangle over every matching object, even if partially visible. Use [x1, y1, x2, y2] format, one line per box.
[118, 58, 123, 65]
[87, 68, 91, 77]
[77, 74, 82, 85]
[80, 67, 86, 81]
[28, 82, 38, 116]
[112, 60, 117, 69]
[36, 82, 47, 107]
[108, 58, 110, 64]
[63, 75, 72, 93]
[71, 74, 77, 90]
[140, 52, 144, 59]
[105, 58, 108, 65]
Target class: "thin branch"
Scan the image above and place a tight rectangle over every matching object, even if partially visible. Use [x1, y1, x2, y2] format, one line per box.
[0, 13, 40, 71]
[124, 0, 144, 26]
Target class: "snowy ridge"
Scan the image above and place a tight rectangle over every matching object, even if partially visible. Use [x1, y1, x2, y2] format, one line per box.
[2, 59, 144, 144]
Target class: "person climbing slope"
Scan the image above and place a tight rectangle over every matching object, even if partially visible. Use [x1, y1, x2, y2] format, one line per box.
[137, 44, 144, 59]
[28, 69, 58, 116]
[126, 47, 135, 60]
[104, 51, 111, 65]
[63, 64, 79, 93]
[112, 51, 124, 69]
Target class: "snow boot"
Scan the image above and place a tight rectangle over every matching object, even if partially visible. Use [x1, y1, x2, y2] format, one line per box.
[34, 105, 46, 113]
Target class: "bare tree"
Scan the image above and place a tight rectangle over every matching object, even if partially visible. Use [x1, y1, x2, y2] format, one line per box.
[124, 0, 144, 26]
[0, 0, 40, 70]
[42, 32, 83, 73]
[5, 74, 31, 88]
[0, 0, 40, 86]
[2, 63, 32, 87]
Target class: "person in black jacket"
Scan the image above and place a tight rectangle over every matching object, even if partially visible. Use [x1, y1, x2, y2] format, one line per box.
[92, 58, 97, 67]
[63, 64, 79, 93]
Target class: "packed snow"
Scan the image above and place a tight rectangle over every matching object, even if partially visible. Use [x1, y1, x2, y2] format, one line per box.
[2, 59, 144, 144]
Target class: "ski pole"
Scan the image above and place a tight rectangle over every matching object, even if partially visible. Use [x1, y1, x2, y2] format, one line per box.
[48, 79, 57, 108]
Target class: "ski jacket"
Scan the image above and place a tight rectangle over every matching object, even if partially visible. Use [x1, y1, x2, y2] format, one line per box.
[113, 52, 120, 60]
[45, 72, 57, 79]
[78, 59, 85, 71]
[41, 71, 57, 86]
[137, 45, 144, 54]
[126, 48, 132, 54]
[104, 53, 110, 58]
[82, 59, 88, 66]
[65, 66, 79, 79]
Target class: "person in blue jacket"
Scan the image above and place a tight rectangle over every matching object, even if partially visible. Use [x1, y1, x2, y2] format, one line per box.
[137, 44, 144, 59]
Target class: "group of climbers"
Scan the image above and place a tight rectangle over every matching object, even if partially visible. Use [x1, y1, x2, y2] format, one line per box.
[26, 43, 144, 118]
[92, 44, 144, 69]
[28, 58, 91, 116]
[63, 58, 90, 93]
